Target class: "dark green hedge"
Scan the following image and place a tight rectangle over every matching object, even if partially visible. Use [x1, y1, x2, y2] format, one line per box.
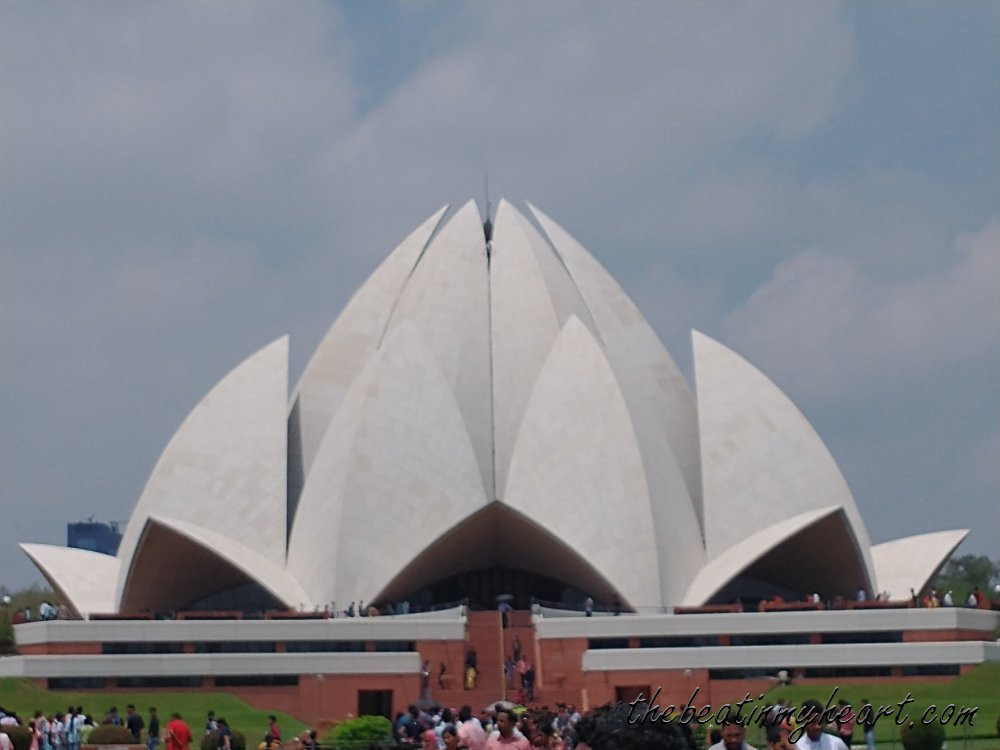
[3, 726, 31, 750]
[900, 721, 945, 750]
[323, 716, 392, 750]
[201, 729, 247, 750]
[87, 725, 141, 745]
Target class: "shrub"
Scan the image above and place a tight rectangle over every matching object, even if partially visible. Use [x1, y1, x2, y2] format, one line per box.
[3, 726, 32, 750]
[201, 730, 247, 750]
[900, 721, 945, 750]
[87, 725, 141, 745]
[323, 716, 392, 750]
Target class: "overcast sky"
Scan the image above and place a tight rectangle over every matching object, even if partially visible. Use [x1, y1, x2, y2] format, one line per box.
[2, 2, 998, 590]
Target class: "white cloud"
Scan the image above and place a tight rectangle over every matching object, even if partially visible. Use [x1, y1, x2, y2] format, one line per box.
[724, 216, 1000, 400]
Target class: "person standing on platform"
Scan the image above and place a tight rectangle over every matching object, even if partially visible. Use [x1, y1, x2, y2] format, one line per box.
[498, 601, 512, 629]
[464, 647, 478, 690]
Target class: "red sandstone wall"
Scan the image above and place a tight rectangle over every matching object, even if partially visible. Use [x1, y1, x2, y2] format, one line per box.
[537, 638, 587, 689]
[19, 642, 102, 655]
[415, 640, 469, 691]
[902, 629, 990, 642]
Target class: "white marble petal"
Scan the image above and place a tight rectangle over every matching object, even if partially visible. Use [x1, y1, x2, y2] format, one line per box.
[514, 206, 600, 338]
[285, 351, 379, 605]
[382, 201, 493, 498]
[32, 197, 966, 618]
[20, 544, 119, 618]
[290, 206, 448, 485]
[116, 336, 290, 608]
[527, 203, 704, 534]
[693, 330, 875, 590]
[873, 530, 969, 599]
[122, 516, 311, 609]
[328, 321, 490, 605]
[489, 200, 563, 500]
[503, 316, 662, 609]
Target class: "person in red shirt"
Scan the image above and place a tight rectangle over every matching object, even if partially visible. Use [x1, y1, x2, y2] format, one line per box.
[166, 713, 194, 750]
[485, 711, 529, 750]
[267, 717, 281, 742]
[165, 714, 192, 750]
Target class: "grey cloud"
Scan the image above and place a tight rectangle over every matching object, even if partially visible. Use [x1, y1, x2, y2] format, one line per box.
[723, 216, 1000, 400]
[2, 2, 355, 251]
[2, 1, 996, 586]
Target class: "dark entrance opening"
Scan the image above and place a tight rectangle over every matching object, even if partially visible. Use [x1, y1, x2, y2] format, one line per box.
[358, 689, 392, 719]
[370, 502, 627, 611]
[394, 567, 592, 611]
[615, 685, 651, 704]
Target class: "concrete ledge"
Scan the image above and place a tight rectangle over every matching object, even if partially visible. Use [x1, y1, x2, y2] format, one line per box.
[13, 607, 465, 646]
[0, 651, 422, 678]
[537, 607, 1000, 639]
[582, 640, 1000, 671]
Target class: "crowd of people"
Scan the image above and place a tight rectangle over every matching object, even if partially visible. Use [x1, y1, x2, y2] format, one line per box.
[5, 582, 997, 625]
[391, 702, 584, 750]
[0, 706, 293, 750]
[0, 704, 101, 750]
[751, 583, 998, 612]
[387, 695, 879, 750]
[0, 693, 912, 750]
[700, 698, 875, 750]
[4, 601, 69, 624]
[912, 586, 994, 609]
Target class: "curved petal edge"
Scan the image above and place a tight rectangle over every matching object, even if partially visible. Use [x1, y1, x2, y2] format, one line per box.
[693, 329, 875, 591]
[681, 505, 841, 605]
[872, 530, 969, 599]
[20, 544, 119, 618]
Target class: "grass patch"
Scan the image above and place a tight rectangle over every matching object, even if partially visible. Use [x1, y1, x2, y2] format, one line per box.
[0, 678, 308, 739]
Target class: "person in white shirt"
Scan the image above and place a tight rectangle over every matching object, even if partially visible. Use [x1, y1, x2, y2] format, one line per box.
[49, 718, 63, 750]
[795, 700, 848, 750]
[708, 721, 756, 750]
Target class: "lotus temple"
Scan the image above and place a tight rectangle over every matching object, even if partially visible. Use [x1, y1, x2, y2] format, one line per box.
[5, 200, 997, 722]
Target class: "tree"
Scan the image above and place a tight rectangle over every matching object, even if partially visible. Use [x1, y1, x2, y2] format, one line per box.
[0, 583, 59, 653]
[930, 554, 999, 600]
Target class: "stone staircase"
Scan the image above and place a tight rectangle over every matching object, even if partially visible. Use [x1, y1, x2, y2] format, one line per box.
[499, 610, 536, 702]
[423, 610, 584, 710]
[429, 610, 508, 710]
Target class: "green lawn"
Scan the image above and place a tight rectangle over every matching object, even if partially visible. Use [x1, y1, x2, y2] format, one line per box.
[0, 678, 308, 739]
[759, 663, 1000, 744]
